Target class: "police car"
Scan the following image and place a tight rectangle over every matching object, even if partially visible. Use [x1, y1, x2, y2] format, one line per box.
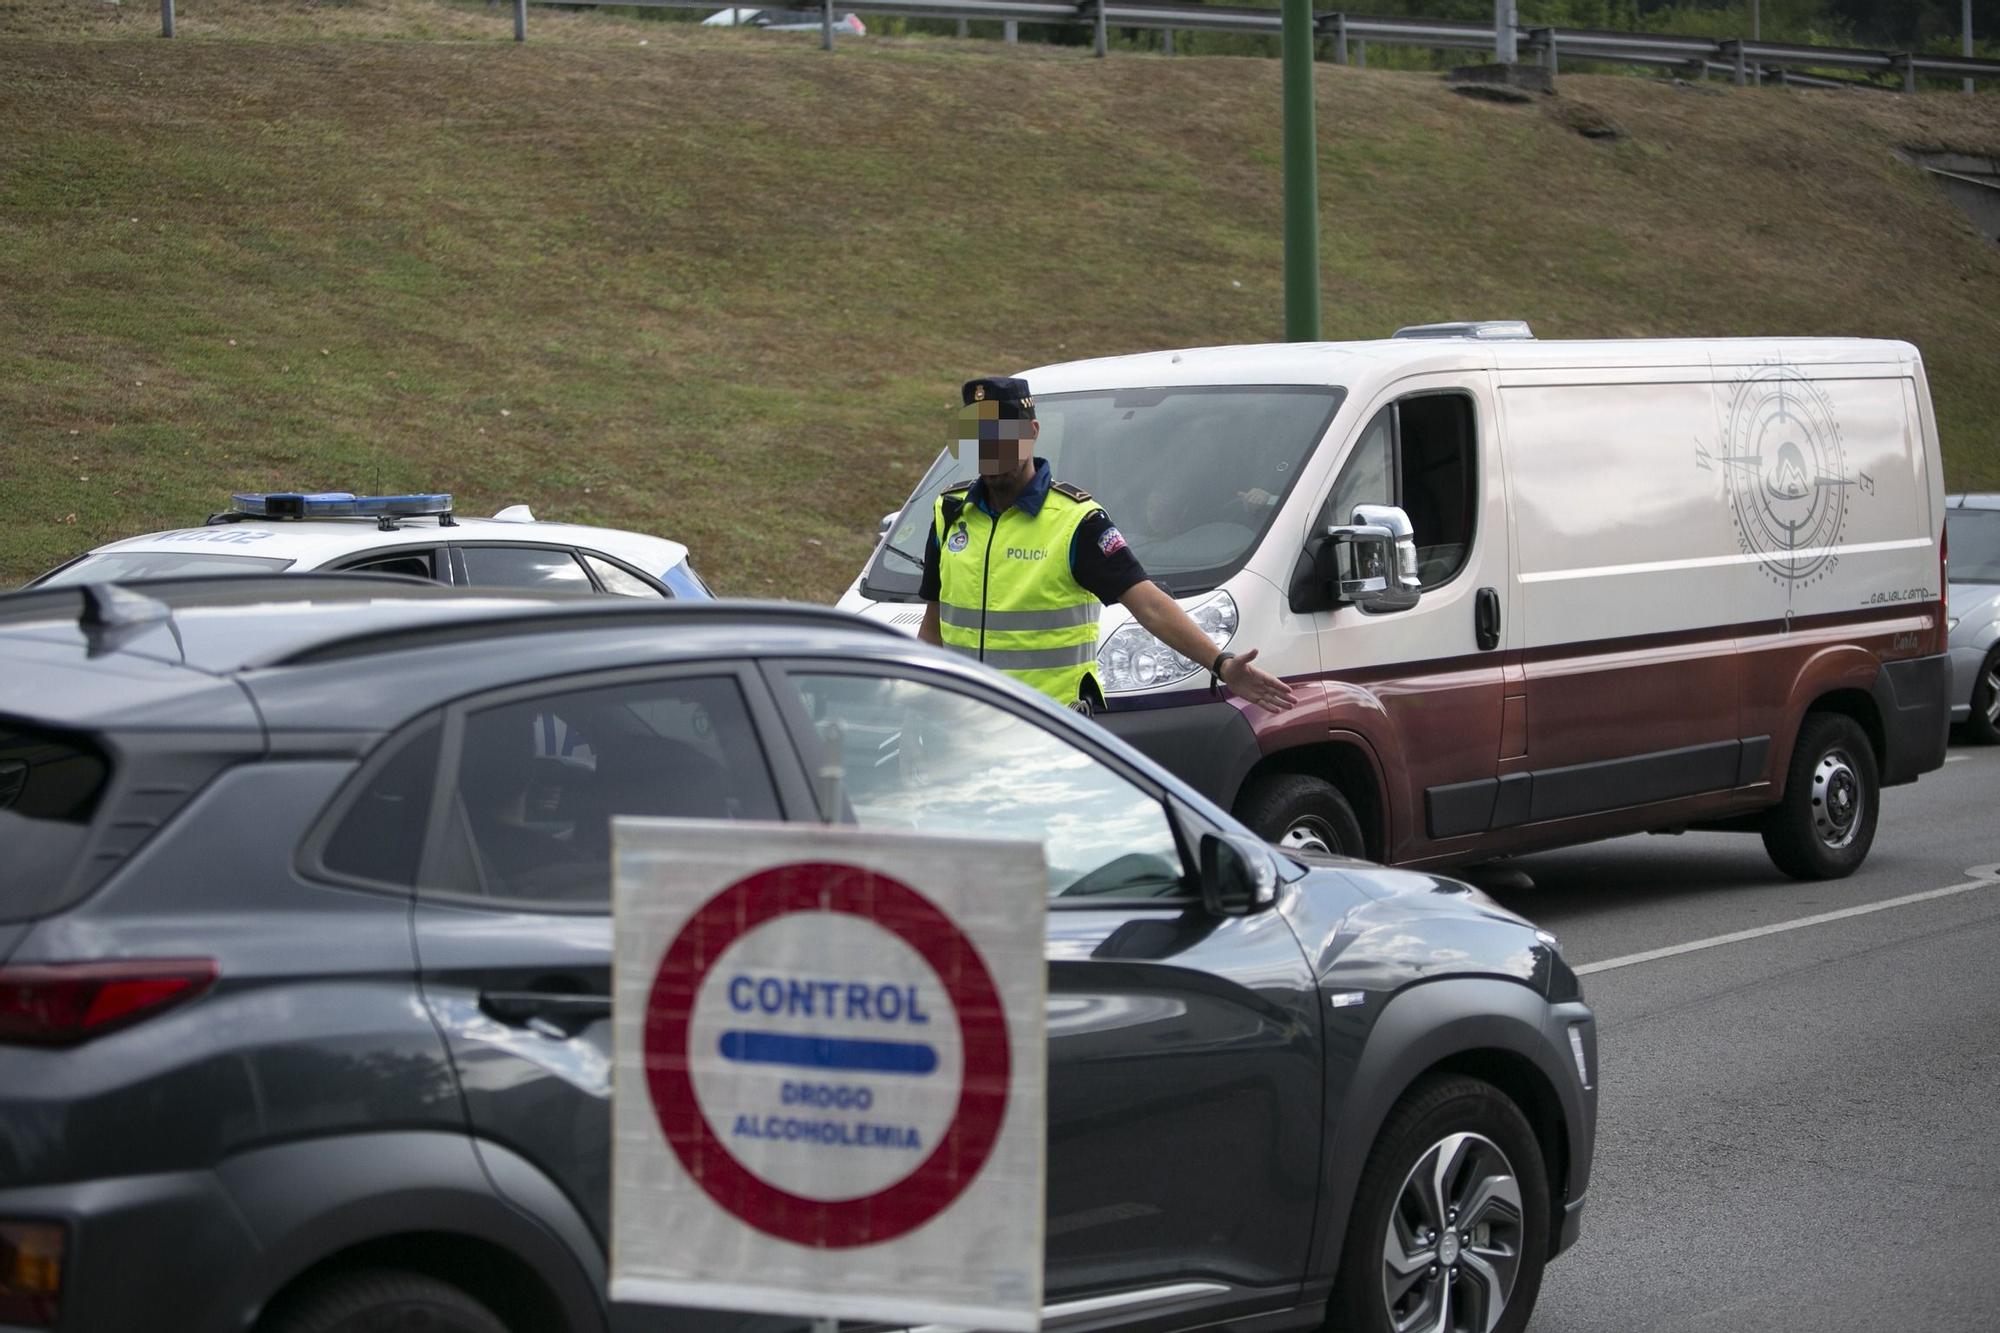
[28, 491, 713, 600]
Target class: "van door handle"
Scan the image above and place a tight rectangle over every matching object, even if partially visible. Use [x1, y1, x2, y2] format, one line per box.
[480, 990, 611, 1036]
[1476, 587, 1501, 651]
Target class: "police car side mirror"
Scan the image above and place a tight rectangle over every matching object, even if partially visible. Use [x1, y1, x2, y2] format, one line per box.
[1200, 832, 1278, 916]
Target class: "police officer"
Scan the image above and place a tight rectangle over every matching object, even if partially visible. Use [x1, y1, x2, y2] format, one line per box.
[917, 376, 1297, 715]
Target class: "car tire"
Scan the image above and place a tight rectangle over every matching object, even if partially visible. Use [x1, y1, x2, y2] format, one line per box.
[1761, 712, 1880, 881]
[1328, 1075, 1550, 1333]
[1236, 774, 1366, 857]
[259, 1269, 511, 1333]
[1963, 647, 2000, 746]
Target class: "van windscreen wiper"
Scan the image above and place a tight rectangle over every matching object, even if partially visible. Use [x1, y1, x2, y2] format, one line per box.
[875, 541, 925, 574]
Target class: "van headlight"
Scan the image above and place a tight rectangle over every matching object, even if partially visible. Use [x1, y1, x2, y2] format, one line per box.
[1097, 590, 1237, 692]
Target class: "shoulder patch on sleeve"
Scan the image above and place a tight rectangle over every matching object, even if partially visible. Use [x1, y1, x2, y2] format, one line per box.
[1052, 481, 1094, 503]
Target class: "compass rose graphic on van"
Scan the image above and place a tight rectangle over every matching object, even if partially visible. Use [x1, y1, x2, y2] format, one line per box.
[1706, 362, 1855, 588]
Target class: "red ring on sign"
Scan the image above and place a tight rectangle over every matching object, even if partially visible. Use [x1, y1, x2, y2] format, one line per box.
[643, 861, 1011, 1249]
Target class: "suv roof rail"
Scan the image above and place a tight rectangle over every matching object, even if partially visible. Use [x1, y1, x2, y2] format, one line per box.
[266, 599, 908, 668]
[1391, 320, 1536, 341]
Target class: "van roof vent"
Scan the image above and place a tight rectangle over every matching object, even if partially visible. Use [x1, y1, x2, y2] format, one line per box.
[1392, 321, 1536, 341]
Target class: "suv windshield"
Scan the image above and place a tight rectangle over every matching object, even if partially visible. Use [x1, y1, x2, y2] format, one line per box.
[860, 385, 1345, 601]
[1948, 508, 2000, 583]
[38, 551, 295, 586]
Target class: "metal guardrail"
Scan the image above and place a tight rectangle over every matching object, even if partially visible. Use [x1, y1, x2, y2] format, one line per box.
[152, 0, 1997, 90]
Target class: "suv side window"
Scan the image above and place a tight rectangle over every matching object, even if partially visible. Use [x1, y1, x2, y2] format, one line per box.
[427, 675, 779, 906]
[320, 717, 443, 887]
[778, 671, 1188, 901]
[1322, 393, 1477, 589]
[459, 545, 593, 592]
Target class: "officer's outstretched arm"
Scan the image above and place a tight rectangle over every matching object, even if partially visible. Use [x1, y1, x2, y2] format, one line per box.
[917, 601, 943, 647]
[1118, 581, 1298, 714]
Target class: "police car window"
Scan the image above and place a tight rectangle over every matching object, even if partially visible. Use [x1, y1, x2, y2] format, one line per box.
[36, 551, 294, 585]
[583, 553, 668, 599]
[781, 673, 1187, 901]
[426, 676, 778, 907]
[459, 546, 592, 592]
[338, 551, 438, 582]
[321, 717, 442, 887]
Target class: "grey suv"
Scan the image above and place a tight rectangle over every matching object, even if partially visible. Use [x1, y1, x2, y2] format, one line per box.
[0, 577, 1595, 1333]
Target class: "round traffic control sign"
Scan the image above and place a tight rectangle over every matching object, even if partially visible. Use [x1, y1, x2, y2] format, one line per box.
[643, 861, 1010, 1248]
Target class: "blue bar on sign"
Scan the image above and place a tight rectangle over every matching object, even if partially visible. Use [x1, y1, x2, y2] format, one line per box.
[719, 1030, 939, 1075]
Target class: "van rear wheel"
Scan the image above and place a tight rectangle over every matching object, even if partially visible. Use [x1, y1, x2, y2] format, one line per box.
[1761, 713, 1879, 881]
[1237, 774, 1366, 857]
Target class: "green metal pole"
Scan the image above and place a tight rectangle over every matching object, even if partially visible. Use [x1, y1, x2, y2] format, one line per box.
[1280, 0, 1321, 341]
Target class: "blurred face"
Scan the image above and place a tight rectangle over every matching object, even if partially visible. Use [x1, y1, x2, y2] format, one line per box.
[952, 405, 1038, 477]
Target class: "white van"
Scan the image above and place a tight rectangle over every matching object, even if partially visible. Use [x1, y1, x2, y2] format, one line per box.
[838, 325, 1952, 880]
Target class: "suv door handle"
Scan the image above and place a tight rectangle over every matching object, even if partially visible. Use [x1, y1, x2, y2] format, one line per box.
[479, 990, 612, 1036]
[1476, 586, 1501, 652]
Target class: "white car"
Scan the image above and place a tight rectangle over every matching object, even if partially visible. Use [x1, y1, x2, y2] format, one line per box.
[29, 492, 713, 600]
[1946, 493, 2000, 743]
[701, 7, 866, 34]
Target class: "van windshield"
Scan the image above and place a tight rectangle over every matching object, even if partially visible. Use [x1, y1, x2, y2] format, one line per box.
[1947, 509, 2000, 583]
[860, 385, 1345, 601]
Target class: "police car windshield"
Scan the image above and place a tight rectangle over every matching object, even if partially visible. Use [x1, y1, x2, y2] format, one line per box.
[864, 385, 1346, 601]
[37, 551, 296, 587]
[1947, 509, 2000, 583]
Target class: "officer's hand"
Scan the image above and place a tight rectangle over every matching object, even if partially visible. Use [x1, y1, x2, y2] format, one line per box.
[1236, 487, 1276, 509]
[1220, 649, 1297, 713]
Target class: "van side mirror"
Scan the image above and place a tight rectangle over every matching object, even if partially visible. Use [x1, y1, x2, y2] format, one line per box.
[1316, 503, 1421, 614]
[878, 509, 902, 537]
[1200, 832, 1278, 916]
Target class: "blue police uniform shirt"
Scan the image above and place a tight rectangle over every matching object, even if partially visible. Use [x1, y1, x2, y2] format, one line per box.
[918, 459, 1148, 605]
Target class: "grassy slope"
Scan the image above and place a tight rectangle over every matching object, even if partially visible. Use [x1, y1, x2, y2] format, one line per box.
[4, 0, 1999, 596]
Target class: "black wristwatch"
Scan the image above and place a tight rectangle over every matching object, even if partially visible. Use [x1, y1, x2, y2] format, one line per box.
[1210, 650, 1237, 694]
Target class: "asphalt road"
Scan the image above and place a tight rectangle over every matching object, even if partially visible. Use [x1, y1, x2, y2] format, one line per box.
[1491, 743, 2000, 1333]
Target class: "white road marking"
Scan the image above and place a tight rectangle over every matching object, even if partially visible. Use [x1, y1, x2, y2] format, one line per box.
[1945, 754, 1968, 763]
[1576, 864, 2000, 976]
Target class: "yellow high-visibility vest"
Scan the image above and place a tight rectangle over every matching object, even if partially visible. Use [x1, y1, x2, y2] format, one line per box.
[933, 478, 1101, 705]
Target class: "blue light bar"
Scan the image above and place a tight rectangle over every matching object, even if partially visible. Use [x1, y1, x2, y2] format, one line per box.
[229, 492, 454, 519]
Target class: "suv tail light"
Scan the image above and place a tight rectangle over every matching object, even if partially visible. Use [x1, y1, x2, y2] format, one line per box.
[0, 960, 217, 1046]
[0, 1220, 65, 1328]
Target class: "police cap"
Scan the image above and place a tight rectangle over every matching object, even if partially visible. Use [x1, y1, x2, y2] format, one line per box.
[961, 376, 1036, 420]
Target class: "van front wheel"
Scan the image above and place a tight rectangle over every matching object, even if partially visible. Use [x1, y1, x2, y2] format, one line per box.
[1761, 713, 1879, 880]
[1238, 774, 1366, 858]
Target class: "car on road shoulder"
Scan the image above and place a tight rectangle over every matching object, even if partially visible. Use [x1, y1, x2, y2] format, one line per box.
[26, 491, 712, 601]
[702, 7, 866, 34]
[0, 577, 1593, 1333]
[1946, 493, 2000, 744]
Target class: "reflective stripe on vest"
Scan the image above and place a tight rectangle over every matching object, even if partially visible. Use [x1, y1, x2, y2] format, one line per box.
[934, 486, 1102, 705]
[936, 603, 1098, 632]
